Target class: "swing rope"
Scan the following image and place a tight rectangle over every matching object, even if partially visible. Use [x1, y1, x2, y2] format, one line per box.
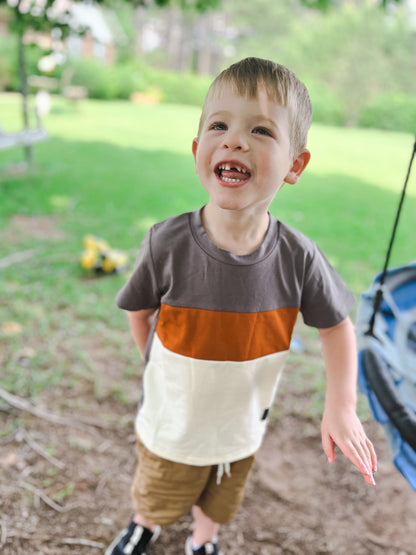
[366, 135, 416, 336]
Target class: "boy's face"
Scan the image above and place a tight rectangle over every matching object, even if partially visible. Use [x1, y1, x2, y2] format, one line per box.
[192, 84, 310, 216]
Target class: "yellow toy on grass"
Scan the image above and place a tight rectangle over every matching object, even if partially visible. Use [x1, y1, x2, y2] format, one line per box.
[80, 235, 129, 274]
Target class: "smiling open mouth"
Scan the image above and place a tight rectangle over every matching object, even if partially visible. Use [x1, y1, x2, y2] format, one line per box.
[215, 163, 251, 184]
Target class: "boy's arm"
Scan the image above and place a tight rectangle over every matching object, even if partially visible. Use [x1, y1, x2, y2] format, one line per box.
[127, 308, 157, 357]
[318, 317, 377, 486]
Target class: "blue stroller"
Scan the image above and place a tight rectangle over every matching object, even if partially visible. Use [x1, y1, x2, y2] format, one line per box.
[356, 138, 416, 490]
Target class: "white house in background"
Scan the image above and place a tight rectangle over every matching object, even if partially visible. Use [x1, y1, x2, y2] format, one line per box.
[8, 0, 125, 66]
[65, 1, 126, 65]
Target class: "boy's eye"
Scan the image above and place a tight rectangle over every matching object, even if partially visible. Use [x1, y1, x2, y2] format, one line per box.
[209, 122, 227, 131]
[252, 127, 272, 136]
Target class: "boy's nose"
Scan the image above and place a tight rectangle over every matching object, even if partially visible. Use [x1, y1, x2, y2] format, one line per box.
[222, 131, 248, 151]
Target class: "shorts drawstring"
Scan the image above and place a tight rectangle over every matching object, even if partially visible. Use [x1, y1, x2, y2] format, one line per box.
[216, 462, 231, 485]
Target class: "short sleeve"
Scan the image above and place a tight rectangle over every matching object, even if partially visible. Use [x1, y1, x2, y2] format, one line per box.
[300, 245, 355, 328]
[116, 229, 161, 311]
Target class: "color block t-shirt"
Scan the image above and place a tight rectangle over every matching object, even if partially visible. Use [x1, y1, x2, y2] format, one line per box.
[116, 209, 355, 465]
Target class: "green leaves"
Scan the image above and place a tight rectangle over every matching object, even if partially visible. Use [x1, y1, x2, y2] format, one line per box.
[300, 0, 333, 12]
[300, 0, 405, 11]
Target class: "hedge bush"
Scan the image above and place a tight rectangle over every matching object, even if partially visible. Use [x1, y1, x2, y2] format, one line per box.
[358, 93, 416, 134]
[68, 59, 120, 100]
[64, 58, 211, 106]
[140, 66, 211, 106]
[305, 79, 348, 127]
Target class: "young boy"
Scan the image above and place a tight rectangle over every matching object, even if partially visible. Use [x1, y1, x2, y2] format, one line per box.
[107, 57, 377, 555]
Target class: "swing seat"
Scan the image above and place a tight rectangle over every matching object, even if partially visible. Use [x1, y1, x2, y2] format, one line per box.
[356, 263, 416, 490]
[0, 127, 48, 151]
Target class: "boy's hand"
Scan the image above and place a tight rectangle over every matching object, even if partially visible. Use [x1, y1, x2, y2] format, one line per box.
[321, 403, 377, 486]
[318, 318, 377, 486]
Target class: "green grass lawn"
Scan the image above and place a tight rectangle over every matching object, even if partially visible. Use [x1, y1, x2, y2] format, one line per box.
[1, 93, 415, 407]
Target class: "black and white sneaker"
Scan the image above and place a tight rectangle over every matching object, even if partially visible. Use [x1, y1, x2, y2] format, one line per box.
[184, 536, 224, 555]
[105, 520, 161, 555]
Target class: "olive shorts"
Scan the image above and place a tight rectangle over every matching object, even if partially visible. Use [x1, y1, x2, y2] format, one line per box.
[131, 437, 255, 526]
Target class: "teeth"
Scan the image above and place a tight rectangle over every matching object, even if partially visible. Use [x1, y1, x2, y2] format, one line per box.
[222, 177, 245, 183]
[218, 163, 247, 174]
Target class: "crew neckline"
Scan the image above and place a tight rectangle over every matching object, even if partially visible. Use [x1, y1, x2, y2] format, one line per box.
[189, 207, 279, 266]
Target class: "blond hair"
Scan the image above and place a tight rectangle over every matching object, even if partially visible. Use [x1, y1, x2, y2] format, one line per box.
[198, 57, 312, 157]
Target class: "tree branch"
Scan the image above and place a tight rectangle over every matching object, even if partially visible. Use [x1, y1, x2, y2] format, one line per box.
[0, 388, 114, 431]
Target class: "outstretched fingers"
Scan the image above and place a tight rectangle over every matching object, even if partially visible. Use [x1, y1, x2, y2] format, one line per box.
[334, 433, 377, 485]
[321, 408, 378, 486]
[322, 431, 336, 464]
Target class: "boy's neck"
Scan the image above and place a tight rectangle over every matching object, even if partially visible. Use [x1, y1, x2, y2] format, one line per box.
[201, 204, 270, 256]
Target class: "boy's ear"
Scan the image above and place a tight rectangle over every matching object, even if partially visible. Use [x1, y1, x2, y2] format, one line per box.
[284, 149, 311, 185]
[192, 138, 198, 162]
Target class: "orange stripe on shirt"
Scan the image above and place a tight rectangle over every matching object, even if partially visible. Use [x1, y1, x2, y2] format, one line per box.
[155, 304, 299, 361]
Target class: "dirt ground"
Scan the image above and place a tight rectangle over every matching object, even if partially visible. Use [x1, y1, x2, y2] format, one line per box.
[1, 351, 415, 555]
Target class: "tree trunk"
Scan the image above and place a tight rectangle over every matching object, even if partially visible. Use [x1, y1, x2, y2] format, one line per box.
[195, 13, 211, 75]
[17, 18, 32, 166]
[166, 8, 182, 71]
